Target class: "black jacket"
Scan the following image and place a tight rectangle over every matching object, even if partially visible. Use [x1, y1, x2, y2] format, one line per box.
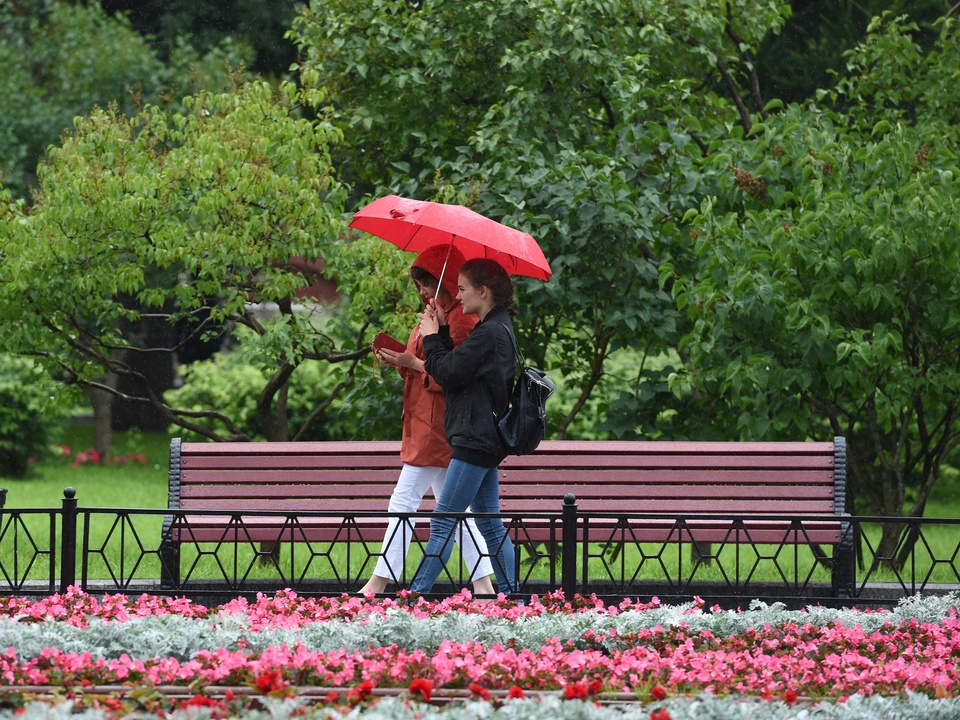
[423, 305, 517, 467]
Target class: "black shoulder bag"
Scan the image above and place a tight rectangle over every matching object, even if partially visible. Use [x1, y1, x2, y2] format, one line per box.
[495, 324, 555, 456]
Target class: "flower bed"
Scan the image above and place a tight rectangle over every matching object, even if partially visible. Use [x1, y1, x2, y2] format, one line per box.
[0, 588, 958, 719]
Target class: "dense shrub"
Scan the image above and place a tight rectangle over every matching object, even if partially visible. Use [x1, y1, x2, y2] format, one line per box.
[0, 354, 66, 477]
[166, 345, 403, 442]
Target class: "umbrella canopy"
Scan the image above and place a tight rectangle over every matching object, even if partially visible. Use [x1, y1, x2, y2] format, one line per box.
[349, 195, 552, 281]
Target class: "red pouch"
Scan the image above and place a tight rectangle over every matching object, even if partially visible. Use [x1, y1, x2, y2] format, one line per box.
[372, 332, 406, 353]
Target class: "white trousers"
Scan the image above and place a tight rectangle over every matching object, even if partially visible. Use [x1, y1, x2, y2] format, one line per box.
[372, 464, 494, 583]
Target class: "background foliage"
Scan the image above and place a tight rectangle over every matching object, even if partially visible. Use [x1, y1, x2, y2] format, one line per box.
[97, 0, 300, 78]
[0, 79, 354, 444]
[1, 0, 959, 540]
[666, 13, 960, 553]
[0, 354, 66, 477]
[0, 0, 248, 198]
[291, 0, 791, 439]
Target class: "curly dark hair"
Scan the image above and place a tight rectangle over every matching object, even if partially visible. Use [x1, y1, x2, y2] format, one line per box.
[409, 266, 438, 286]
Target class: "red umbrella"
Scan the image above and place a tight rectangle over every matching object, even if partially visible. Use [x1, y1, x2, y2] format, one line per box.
[348, 195, 552, 282]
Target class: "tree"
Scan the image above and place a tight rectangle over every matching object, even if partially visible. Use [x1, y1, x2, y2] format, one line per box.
[667, 15, 960, 561]
[98, 0, 300, 78]
[0, 0, 249, 199]
[291, 0, 793, 438]
[755, 0, 945, 103]
[0, 79, 368, 446]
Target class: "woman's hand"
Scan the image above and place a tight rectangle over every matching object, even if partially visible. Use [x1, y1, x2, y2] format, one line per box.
[376, 347, 423, 372]
[419, 300, 441, 336]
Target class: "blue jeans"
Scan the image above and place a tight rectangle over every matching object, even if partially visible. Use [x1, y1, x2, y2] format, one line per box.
[409, 458, 517, 595]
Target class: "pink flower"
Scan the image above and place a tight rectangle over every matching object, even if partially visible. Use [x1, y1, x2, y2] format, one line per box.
[1, 588, 958, 706]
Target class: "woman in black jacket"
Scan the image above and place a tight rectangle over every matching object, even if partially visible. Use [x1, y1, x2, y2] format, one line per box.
[408, 258, 518, 597]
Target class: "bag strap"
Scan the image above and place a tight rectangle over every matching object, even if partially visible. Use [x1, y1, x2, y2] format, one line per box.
[500, 322, 523, 375]
[482, 323, 521, 422]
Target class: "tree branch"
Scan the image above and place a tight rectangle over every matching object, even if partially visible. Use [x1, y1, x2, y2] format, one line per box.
[684, 35, 753, 135]
[724, 23, 766, 119]
[578, 82, 616, 129]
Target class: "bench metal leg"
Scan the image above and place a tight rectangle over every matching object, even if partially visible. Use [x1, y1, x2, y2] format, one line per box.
[159, 517, 181, 589]
[159, 542, 180, 589]
[257, 541, 281, 566]
[832, 521, 856, 598]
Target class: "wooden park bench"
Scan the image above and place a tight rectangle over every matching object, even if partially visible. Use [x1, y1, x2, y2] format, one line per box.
[160, 437, 854, 597]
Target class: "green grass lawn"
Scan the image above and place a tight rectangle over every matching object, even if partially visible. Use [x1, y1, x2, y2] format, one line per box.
[2, 426, 959, 590]
[3, 425, 171, 509]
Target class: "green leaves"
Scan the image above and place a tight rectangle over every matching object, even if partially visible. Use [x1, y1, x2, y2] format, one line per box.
[289, 0, 789, 438]
[0, 2, 249, 200]
[0, 80, 352, 440]
[671, 18, 960, 519]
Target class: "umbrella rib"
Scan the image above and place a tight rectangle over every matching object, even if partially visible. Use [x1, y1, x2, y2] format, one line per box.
[434, 238, 457, 300]
[395, 222, 425, 251]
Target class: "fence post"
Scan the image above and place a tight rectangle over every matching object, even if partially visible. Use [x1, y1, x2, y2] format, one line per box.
[59, 486, 77, 592]
[561, 493, 578, 600]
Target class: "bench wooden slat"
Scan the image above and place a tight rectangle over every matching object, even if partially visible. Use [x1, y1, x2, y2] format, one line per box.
[180, 440, 402, 456]
[181, 457, 404, 471]
[170, 517, 842, 546]
[181, 439, 836, 461]
[181, 439, 836, 455]
[501, 468, 836, 483]
[504, 482, 834, 500]
[181, 460, 838, 473]
[515, 440, 836, 455]
[182, 455, 835, 472]
[503, 498, 836, 513]
[178, 497, 837, 515]
[179, 468, 836, 488]
[177, 481, 834, 502]
[502, 456, 835, 470]
[178, 499, 434, 512]
[179, 470, 403, 485]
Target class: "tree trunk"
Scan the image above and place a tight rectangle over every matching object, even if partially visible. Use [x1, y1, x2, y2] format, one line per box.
[87, 377, 119, 460]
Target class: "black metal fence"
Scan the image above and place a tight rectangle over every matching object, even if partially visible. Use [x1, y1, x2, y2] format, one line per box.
[1, 487, 958, 609]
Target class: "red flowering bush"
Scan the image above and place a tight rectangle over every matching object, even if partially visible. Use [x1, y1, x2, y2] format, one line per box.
[408, 678, 433, 702]
[66, 446, 148, 467]
[255, 669, 288, 695]
[468, 682, 491, 700]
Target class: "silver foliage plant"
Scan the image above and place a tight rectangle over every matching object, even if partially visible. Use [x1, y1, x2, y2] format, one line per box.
[3, 694, 960, 720]
[2, 592, 957, 661]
